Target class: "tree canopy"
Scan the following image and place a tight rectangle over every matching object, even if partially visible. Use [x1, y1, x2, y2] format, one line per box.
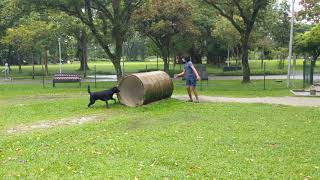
[0, 0, 317, 82]
[295, 24, 320, 60]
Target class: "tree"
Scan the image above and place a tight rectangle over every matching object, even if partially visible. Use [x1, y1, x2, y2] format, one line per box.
[295, 24, 320, 84]
[50, 13, 91, 72]
[2, 15, 57, 75]
[203, 0, 271, 82]
[23, 0, 143, 80]
[298, 0, 320, 24]
[212, 17, 240, 64]
[135, 0, 195, 73]
[0, 0, 29, 66]
[271, 1, 290, 48]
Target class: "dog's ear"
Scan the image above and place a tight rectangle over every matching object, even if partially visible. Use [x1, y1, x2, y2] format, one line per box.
[113, 87, 120, 92]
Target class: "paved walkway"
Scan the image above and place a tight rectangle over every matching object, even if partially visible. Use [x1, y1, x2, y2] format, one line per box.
[173, 95, 320, 107]
[208, 74, 320, 81]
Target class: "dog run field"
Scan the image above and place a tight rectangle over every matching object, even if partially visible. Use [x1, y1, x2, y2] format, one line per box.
[1, 80, 320, 178]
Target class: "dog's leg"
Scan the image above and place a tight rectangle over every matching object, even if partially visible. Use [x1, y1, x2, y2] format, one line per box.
[88, 97, 95, 107]
[88, 100, 95, 107]
[111, 97, 117, 104]
[106, 100, 109, 108]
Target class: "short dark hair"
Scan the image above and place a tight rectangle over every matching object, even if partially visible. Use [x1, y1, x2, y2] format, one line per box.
[185, 56, 191, 62]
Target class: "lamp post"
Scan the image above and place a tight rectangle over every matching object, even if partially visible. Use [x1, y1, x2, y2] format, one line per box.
[94, 46, 97, 62]
[287, 0, 295, 88]
[58, 37, 62, 73]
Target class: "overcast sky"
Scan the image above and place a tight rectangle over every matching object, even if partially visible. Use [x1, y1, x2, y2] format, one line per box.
[288, 0, 302, 11]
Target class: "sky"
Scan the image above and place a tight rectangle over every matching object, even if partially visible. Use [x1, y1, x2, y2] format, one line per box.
[288, 0, 302, 12]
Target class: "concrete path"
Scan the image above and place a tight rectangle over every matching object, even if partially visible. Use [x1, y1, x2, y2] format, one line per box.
[208, 74, 320, 81]
[173, 95, 320, 107]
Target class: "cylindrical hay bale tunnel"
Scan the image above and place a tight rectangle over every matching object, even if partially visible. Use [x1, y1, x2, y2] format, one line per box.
[118, 71, 174, 107]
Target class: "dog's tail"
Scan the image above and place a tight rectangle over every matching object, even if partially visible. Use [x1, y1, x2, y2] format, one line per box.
[87, 85, 91, 94]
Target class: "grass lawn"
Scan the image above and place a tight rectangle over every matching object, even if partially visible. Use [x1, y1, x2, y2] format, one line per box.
[0, 81, 319, 178]
[2, 59, 319, 79]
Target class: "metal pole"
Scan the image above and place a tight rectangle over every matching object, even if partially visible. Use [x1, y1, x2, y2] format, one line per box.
[58, 38, 62, 74]
[287, 0, 295, 88]
[303, 58, 306, 88]
[264, 62, 266, 90]
[157, 56, 159, 70]
[122, 57, 125, 76]
[94, 65, 97, 88]
[94, 46, 96, 62]
[41, 63, 45, 88]
[227, 46, 230, 67]
[32, 52, 35, 79]
[292, 55, 296, 87]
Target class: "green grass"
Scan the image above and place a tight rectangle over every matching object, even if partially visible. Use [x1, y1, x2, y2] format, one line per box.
[174, 79, 301, 97]
[0, 79, 301, 128]
[0, 81, 319, 178]
[3, 59, 319, 79]
[1, 100, 320, 178]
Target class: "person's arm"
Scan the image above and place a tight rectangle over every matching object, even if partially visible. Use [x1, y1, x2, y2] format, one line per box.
[191, 65, 201, 80]
[174, 69, 185, 78]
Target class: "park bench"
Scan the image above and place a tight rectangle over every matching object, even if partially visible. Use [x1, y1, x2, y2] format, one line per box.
[223, 66, 242, 72]
[53, 73, 82, 87]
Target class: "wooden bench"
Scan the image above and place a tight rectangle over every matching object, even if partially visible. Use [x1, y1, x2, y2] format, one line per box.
[223, 66, 242, 72]
[53, 74, 82, 87]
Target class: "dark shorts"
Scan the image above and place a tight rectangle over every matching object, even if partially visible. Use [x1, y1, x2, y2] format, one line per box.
[186, 77, 197, 87]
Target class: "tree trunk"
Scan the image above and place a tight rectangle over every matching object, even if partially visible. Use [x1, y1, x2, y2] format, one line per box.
[190, 45, 202, 64]
[18, 53, 22, 73]
[114, 31, 124, 81]
[112, 56, 122, 80]
[44, 46, 49, 76]
[7, 45, 12, 70]
[310, 56, 317, 84]
[160, 47, 169, 73]
[241, 36, 251, 83]
[78, 31, 89, 72]
[163, 56, 169, 73]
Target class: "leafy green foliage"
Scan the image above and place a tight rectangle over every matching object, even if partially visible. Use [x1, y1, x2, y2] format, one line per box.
[22, 0, 143, 79]
[2, 18, 55, 52]
[203, 0, 272, 82]
[135, 0, 196, 72]
[298, 0, 320, 24]
[295, 24, 320, 60]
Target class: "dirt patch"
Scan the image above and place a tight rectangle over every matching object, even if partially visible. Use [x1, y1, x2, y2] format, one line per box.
[6, 114, 105, 134]
[0, 93, 87, 106]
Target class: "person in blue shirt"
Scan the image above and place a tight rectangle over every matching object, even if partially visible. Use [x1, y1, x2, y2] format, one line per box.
[175, 56, 201, 103]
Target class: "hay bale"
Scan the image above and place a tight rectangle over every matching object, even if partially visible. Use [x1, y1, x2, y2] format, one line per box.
[118, 71, 174, 107]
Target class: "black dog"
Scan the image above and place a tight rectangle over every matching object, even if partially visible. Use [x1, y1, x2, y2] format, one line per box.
[87, 85, 120, 108]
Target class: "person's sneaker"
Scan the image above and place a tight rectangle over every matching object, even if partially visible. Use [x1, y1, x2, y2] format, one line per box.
[186, 99, 193, 102]
[194, 100, 200, 103]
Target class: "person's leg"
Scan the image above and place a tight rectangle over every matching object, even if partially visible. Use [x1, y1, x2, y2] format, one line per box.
[191, 78, 199, 102]
[187, 86, 193, 101]
[186, 79, 193, 101]
[191, 86, 199, 102]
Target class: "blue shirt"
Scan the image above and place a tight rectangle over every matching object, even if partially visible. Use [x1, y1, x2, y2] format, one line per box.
[184, 61, 196, 79]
